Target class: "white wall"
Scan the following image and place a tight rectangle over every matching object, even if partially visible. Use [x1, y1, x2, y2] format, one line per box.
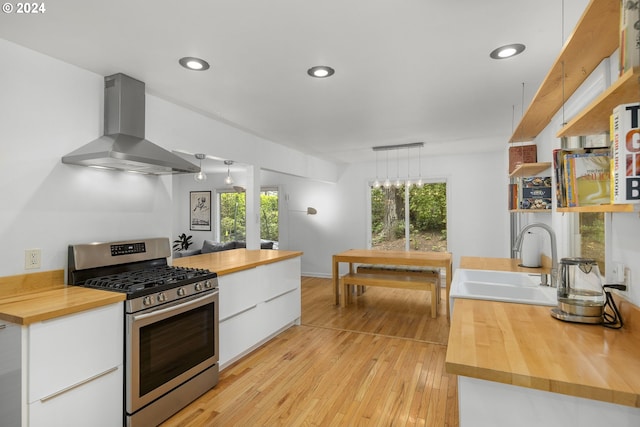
[0, 39, 173, 276]
[0, 39, 338, 278]
[260, 148, 510, 277]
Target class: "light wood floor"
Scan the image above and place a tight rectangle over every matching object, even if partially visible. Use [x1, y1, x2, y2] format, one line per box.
[161, 277, 458, 426]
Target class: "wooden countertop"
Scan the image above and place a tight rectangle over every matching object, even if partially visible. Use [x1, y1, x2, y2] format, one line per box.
[458, 255, 550, 274]
[172, 248, 303, 275]
[0, 270, 125, 325]
[446, 256, 640, 408]
[0, 249, 302, 326]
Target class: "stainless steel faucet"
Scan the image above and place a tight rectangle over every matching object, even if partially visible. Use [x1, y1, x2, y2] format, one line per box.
[513, 222, 558, 287]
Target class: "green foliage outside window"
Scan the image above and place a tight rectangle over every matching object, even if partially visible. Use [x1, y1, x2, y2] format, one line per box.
[371, 182, 447, 251]
[219, 190, 279, 243]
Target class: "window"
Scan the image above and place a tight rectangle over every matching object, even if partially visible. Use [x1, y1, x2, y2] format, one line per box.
[218, 190, 245, 242]
[217, 188, 279, 244]
[370, 182, 447, 251]
[260, 188, 279, 243]
[578, 212, 605, 274]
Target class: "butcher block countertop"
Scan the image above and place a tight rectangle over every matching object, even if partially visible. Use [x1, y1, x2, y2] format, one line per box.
[0, 269, 124, 325]
[446, 256, 640, 408]
[172, 248, 303, 275]
[0, 249, 302, 326]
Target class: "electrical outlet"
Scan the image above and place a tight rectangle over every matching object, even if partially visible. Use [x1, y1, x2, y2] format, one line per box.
[25, 249, 41, 270]
[611, 262, 625, 283]
[624, 268, 631, 292]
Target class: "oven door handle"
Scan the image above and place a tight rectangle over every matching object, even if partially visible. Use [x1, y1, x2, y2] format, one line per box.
[133, 292, 217, 322]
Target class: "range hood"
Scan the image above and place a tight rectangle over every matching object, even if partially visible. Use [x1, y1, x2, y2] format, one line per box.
[62, 73, 199, 175]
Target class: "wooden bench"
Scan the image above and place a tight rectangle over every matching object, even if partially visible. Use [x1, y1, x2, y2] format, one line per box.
[340, 272, 439, 318]
[356, 264, 441, 285]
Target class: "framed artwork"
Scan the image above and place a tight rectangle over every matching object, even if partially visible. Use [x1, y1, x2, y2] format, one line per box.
[190, 191, 211, 231]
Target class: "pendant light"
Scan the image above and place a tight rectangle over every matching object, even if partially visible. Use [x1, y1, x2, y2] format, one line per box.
[373, 151, 381, 188]
[383, 151, 391, 188]
[394, 150, 402, 188]
[416, 145, 424, 187]
[194, 153, 207, 182]
[224, 160, 234, 185]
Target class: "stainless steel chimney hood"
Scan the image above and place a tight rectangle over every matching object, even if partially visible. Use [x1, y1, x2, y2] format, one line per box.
[62, 73, 199, 175]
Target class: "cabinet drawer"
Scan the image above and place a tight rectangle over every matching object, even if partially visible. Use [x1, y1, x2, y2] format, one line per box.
[218, 267, 260, 320]
[219, 303, 261, 366]
[29, 364, 122, 427]
[257, 257, 301, 301]
[28, 303, 123, 402]
[256, 288, 301, 338]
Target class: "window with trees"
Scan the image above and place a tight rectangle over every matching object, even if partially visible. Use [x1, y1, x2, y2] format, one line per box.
[578, 212, 605, 274]
[371, 182, 447, 251]
[218, 188, 279, 244]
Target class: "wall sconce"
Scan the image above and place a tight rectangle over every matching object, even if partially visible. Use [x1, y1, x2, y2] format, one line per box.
[194, 153, 207, 182]
[224, 160, 234, 185]
[292, 207, 318, 215]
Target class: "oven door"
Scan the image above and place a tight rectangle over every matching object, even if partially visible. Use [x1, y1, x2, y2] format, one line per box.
[126, 290, 219, 414]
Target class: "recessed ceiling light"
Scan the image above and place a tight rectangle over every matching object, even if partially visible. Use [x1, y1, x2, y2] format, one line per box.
[307, 66, 335, 78]
[179, 57, 210, 71]
[489, 44, 526, 59]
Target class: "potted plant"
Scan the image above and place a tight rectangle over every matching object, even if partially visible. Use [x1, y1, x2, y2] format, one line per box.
[172, 233, 193, 252]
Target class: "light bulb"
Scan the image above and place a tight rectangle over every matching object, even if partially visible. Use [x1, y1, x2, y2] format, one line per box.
[194, 171, 207, 182]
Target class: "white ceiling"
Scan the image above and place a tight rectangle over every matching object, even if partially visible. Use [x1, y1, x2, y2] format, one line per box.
[1, 0, 589, 165]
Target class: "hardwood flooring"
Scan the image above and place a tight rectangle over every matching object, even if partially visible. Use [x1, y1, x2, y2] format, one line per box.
[161, 277, 458, 426]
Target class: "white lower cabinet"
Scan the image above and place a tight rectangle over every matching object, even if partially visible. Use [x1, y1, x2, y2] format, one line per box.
[28, 364, 122, 427]
[218, 257, 301, 369]
[2, 302, 124, 427]
[0, 321, 22, 426]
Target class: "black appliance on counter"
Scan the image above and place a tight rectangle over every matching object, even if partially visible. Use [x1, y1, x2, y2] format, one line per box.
[68, 237, 219, 427]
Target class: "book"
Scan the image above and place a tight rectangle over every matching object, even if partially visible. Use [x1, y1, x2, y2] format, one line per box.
[519, 177, 552, 210]
[508, 183, 518, 210]
[564, 152, 611, 207]
[508, 144, 537, 174]
[620, 0, 640, 75]
[611, 102, 640, 203]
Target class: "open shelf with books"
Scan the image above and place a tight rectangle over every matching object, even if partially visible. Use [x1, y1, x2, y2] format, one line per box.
[557, 204, 636, 213]
[509, 209, 551, 214]
[557, 67, 640, 138]
[509, 0, 620, 143]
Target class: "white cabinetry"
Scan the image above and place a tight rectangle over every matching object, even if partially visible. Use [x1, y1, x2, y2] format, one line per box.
[1, 302, 124, 427]
[0, 321, 22, 426]
[27, 302, 123, 427]
[218, 257, 301, 369]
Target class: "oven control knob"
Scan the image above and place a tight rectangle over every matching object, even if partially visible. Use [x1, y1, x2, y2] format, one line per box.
[204, 280, 212, 289]
[195, 282, 203, 291]
[143, 296, 153, 306]
[177, 287, 186, 296]
[157, 292, 166, 302]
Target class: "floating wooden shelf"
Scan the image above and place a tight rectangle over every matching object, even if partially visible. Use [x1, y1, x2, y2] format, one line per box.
[509, 209, 551, 213]
[557, 67, 640, 137]
[509, 0, 620, 143]
[509, 162, 552, 178]
[556, 204, 636, 213]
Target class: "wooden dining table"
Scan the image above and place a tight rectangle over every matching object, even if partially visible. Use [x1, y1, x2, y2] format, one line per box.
[332, 249, 453, 319]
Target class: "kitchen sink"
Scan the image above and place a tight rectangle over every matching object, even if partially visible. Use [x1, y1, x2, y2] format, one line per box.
[449, 269, 557, 316]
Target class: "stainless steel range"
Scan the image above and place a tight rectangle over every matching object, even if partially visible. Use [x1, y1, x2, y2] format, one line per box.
[68, 237, 219, 427]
